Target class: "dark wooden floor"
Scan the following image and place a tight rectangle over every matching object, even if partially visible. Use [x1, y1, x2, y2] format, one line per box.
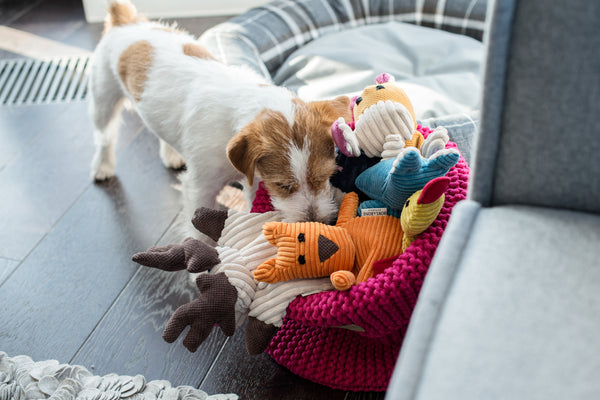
[0, 1, 385, 399]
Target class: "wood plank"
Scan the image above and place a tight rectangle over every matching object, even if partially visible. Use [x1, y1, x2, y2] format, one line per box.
[0, 126, 182, 362]
[0, 102, 68, 170]
[0, 0, 44, 25]
[0, 257, 19, 286]
[0, 102, 142, 260]
[71, 265, 230, 386]
[7, 0, 87, 45]
[60, 22, 104, 53]
[345, 391, 386, 399]
[199, 325, 348, 400]
[71, 214, 232, 387]
[0, 49, 25, 60]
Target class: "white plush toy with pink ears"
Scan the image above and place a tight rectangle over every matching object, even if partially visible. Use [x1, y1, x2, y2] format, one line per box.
[331, 73, 450, 160]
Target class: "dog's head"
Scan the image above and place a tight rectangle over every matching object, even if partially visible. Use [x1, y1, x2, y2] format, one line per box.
[227, 95, 352, 224]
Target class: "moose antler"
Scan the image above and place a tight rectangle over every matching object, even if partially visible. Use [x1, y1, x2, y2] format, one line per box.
[132, 237, 220, 273]
[162, 272, 238, 352]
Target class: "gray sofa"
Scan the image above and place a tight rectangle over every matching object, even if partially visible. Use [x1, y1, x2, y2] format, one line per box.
[386, 0, 600, 398]
[201, 0, 600, 396]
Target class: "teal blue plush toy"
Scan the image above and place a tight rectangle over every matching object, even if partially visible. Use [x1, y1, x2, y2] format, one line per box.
[356, 146, 459, 218]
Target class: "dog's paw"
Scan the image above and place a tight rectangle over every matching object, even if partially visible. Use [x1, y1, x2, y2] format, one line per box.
[92, 166, 115, 181]
[90, 157, 115, 181]
[159, 141, 186, 170]
[161, 152, 186, 170]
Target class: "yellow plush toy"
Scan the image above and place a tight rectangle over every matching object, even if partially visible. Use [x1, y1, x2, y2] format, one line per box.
[331, 73, 451, 161]
[332, 73, 422, 159]
[254, 176, 449, 291]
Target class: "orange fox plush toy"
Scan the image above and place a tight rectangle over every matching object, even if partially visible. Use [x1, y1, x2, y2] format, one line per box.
[254, 177, 449, 291]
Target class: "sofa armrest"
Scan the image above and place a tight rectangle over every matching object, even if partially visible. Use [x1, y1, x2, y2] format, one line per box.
[199, 0, 488, 80]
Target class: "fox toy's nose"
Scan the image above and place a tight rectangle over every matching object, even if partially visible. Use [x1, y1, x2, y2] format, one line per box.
[318, 234, 339, 262]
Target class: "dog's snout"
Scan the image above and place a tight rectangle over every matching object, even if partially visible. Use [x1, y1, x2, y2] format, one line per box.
[308, 206, 336, 225]
[272, 191, 337, 225]
[306, 206, 317, 223]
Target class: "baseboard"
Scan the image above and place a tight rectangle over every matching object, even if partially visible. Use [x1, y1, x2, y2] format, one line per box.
[82, 0, 269, 23]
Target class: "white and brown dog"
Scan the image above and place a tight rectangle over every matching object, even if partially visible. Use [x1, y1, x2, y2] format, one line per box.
[89, 1, 351, 235]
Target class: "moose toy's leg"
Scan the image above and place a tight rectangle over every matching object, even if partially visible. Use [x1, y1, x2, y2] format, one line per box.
[246, 278, 335, 354]
[245, 317, 278, 355]
[163, 273, 238, 352]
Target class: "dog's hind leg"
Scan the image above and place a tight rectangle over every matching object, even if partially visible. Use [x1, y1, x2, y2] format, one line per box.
[89, 63, 125, 181]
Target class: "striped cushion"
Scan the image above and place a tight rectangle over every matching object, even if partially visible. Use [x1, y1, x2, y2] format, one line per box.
[200, 0, 488, 79]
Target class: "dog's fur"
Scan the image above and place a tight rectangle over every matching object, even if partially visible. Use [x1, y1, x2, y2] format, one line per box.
[89, 1, 352, 235]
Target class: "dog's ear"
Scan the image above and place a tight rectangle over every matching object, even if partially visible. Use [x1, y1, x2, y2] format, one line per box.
[227, 125, 263, 187]
[308, 95, 353, 127]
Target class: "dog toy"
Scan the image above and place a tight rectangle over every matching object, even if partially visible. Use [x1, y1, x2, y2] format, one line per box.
[132, 207, 334, 355]
[254, 179, 449, 290]
[331, 73, 417, 158]
[331, 73, 453, 161]
[357, 146, 459, 217]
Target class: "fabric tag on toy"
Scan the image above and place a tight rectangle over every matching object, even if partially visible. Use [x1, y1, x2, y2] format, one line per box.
[361, 208, 388, 217]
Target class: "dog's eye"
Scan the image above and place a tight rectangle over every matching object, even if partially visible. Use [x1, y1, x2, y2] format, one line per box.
[405, 200, 410, 208]
[376, 85, 385, 90]
[276, 182, 293, 192]
[355, 96, 362, 105]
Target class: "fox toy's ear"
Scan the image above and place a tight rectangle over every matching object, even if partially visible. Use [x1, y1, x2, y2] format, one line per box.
[309, 95, 353, 127]
[262, 221, 282, 246]
[227, 125, 263, 187]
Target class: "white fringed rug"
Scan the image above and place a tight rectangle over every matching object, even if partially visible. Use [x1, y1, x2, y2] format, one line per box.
[0, 352, 237, 400]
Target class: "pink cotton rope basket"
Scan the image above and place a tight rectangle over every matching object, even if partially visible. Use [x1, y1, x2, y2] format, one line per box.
[254, 126, 470, 392]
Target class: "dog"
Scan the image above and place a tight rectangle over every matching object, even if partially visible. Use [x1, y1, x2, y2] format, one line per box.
[89, 1, 352, 236]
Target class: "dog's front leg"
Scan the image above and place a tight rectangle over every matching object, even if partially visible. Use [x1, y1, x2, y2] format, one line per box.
[179, 168, 230, 239]
[241, 179, 259, 211]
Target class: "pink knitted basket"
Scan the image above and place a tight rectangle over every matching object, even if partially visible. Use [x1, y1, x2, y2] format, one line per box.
[255, 126, 470, 392]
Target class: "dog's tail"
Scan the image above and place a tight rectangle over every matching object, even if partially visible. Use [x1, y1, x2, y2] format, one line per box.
[104, 1, 147, 32]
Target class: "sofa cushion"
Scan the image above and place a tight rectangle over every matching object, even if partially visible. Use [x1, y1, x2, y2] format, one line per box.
[470, 0, 600, 213]
[273, 21, 484, 120]
[388, 201, 600, 399]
